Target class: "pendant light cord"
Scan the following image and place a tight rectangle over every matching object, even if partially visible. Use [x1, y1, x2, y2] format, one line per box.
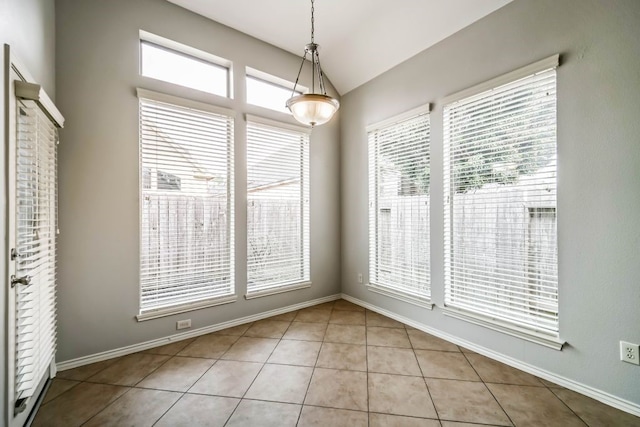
[311, 0, 315, 44]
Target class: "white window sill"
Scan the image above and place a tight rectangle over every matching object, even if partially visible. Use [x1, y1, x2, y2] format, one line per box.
[366, 283, 433, 310]
[245, 281, 311, 300]
[442, 306, 565, 350]
[136, 294, 237, 321]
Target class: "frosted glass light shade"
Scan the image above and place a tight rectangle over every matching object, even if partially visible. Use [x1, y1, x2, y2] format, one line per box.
[286, 93, 339, 127]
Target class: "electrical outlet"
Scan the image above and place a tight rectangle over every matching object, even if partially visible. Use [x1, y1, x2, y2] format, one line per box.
[620, 341, 639, 365]
[357, 273, 363, 284]
[176, 319, 191, 330]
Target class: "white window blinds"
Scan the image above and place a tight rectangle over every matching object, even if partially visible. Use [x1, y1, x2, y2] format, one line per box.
[443, 64, 558, 337]
[139, 95, 234, 316]
[368, 107, 431, 299]
[15, 100, 58, 400]
[246, 118, 310, 295]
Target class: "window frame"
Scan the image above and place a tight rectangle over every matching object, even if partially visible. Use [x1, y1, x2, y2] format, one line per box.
[245, 67, 306, 114]
[366, 104, 433, 309]
[136, 88, 237, 321]
[441, 55, 564, 350]
[139, 30, 232, 98]
[245, 114, 311, 299]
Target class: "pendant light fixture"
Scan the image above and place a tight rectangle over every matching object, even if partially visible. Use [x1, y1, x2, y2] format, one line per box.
[286, 0, 339, 127]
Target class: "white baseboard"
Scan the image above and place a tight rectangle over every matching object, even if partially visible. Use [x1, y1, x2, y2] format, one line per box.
[340, 293, 640, 418]
[57, 293, 341, 372]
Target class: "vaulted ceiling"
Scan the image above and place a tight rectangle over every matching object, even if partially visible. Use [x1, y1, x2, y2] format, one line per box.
[167, 0, 512, 95]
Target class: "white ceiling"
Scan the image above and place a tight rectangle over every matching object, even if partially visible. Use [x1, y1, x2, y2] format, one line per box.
[167, 0, 512, 95]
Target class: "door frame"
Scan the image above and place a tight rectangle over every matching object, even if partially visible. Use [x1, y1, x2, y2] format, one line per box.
[4, 43, 60, 427]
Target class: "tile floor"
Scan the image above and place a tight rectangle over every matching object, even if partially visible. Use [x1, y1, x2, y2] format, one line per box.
[34, 299, 640, 426]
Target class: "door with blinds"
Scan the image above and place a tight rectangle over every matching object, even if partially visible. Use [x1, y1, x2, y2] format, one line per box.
[6, 51, 64, 426]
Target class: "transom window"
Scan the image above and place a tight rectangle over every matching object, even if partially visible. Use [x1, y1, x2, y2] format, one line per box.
[140, 32, 230, 97]
[246, 68, 303, 114]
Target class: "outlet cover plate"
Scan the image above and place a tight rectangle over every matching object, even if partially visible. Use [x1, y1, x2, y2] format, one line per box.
[177, 319, 192, 330]
[620, 341, 640, 365]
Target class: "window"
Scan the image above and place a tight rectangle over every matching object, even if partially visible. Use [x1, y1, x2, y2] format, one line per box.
[443, 56, 559, 343]
[246, 116, 310, 297]
[138, 90, 235, 319]
[368, 106, 431, 303]
[140, 33, 230, 97]
[246, 68, 303, 114]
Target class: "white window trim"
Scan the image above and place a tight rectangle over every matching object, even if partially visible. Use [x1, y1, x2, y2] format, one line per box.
[442, 306, 565, 350]
[136, 295, 238, 322]
[137, 88, 235, 117]
[367, 103, 432, 304]
[442, 55, 561, 347]
[442, 54, 559, 105]
[366, 104, 431, 133]
[245, 114, 311, 134]
[366, 284, 434, 310]
[244, 281, 312, 300]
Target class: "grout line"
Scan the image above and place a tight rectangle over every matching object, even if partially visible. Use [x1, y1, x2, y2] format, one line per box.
[150, 391, 186, 427]
[294, 302, 333, 426]
[461, 351, 516, 427]
[547, 386, 590, 426]
[79, 386, 134, 426]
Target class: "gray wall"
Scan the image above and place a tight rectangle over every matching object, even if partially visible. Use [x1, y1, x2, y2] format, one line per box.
[1, 0, 56, 422]
[341, 0, 640, 406]
[55, 0, 341, 362]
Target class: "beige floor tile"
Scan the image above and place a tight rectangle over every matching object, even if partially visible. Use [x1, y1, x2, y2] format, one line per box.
[299, 406, 368, 427]
[245, 364, 313, 404]
[268, 339, 321, 366]
[32, 382, 128, 427]
[283, 322, 328, 341]
[458, 346, 477, 354]
[415, 350, 481, 381]
[243, 319, 291, 338]
[84, 388, 181, 427]
[295, 308, 332, 323]
[367, 327, 412, 348]
[220, 337, 279, 362]
[43, 378, 80, 404]
[407, 329, 460, 352]
[370, 413, 441, 427]
[189, 360, 262, 397]
[551, 388, 640, 427]
[155, 394, 239, 427]
[426, 378, 511, 426]
[488, 383, 586, 427]
[177, 334, 239, 359]
[269, 311, 298, 321]
[369, 373, 437, 418]
[86, 353, 170, 386]
[305, 368, 368, 411]
[334, 299, 365, 312]
[329, 310, 366, 325]
[366, 311, 405, 328]
[142, 338, 195, 355]
[56, 357, 121, 381]
[440, 422, 504, 427]
[367, 346, 422, 376]
[136, 356, 215, 392]
[213, 323, 253, 336]
[226, 400, 301, 427]
[465, 354, 543, 386]
[317, 343, 367, 371]
[324, 324, 366, 345]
